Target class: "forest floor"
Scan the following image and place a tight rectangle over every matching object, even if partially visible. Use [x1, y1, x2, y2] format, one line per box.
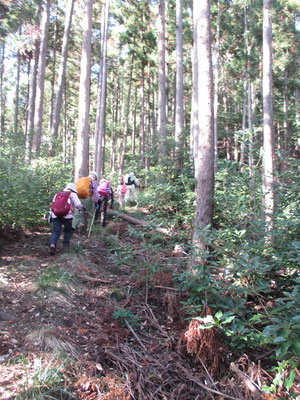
[0, 208, 277, 400]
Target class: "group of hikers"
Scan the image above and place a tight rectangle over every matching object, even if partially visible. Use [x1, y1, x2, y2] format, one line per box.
[49, 171, 140, 255]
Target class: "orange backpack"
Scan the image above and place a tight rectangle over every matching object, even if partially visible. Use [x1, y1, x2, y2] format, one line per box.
[76, 177, 92, 199]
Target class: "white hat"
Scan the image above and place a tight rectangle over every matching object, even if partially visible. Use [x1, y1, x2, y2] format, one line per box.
[130, 172, 134, 176]
[88, 171, 98, 180]
[65, 182, 77, 193]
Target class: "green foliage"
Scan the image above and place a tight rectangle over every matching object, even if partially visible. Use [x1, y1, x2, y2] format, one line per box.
[176, 160, 300, 396]
[113, 307, 140, 329]
[14, 352, 72, 400]
[37, 266, 72, 293]
[0, 0, 39, 38]
[0, 155, 73, 229]
[137, 164, 196, 230]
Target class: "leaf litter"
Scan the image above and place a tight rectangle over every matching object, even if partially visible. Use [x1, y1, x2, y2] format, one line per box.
[0, 222, 281, 399]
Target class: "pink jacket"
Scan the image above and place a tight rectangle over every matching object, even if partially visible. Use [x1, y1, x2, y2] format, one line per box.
[50, 190, 82, 219]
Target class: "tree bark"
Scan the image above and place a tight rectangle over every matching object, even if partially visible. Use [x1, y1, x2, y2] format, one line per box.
[192, 0, 214, 257]
[294, 52, 300, 155]
[106, 209, 171, 236]
[213, 0, 220, 173]
[132, 85, 137, 155]
[139, 63, 145, 168]
[262, 0, 275, 234]
[74, 0, 93, 180]
[0, 42, 4, 144]
[157, 0, 167, 163]
[13, 49, 21, 142]
[118, 55, 134, 175]
[26, 38, 39, 163]
[49, 0, 75, 156]
[94, 0, 110, 177]
[283, 67, 291, 160]
[175, 0, 184, 157]
[48, 1, 58, 135]
[31, 0, 50, 157]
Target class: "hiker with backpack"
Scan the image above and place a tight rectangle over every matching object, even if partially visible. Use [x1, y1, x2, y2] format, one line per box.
[96, 177, 114, 227]
[116, 176, 127, 208]
[72, 172, 99, 233]
[124, 172, 140, 203]
[49, 182, 82, 254]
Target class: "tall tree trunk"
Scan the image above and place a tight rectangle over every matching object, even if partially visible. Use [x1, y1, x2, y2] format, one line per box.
[49, 0, 75, 156]
[240, 7, 249, 169]
[132, 85, 137, 155]
[262, 0, 275, 234]
[294, 53, 300, 155]
[26, 39, 39, 163]
[157, 0, 167, 163]
[146, 68, 151, 171]
[152, 76, 157, 153]
[115, 61, 121, 164]
[192, 0, 214, 259]
[139, 64, 145, 168]
[48, 1, 58, 134]
[63, 83, 67, 166]
[74, 0, 93, 180]
[94, 0, 110, 177]
[213, 0, 220, 173]
[283, 67, 291, 160]
[13, 49, 21, 142]
[31, 0, 50, 157]
[0, 42, 5, 145]
[248, 82, 256, 210]
[175, 0, 184, 160]
[110, 70, 116, 174]
[119, 55, 134, 174]
[234, 112, 239, 163]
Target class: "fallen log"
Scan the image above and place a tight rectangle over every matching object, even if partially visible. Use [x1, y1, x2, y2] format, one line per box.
[76, 274, 113, 284]
[107, 209, 171, 236]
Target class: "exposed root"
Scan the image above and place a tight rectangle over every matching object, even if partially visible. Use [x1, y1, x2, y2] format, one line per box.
[178, 305, 228, 377]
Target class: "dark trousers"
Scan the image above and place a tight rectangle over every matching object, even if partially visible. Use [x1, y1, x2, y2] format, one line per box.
[96, 195, 109, 227]
[49, 217, 73, 246]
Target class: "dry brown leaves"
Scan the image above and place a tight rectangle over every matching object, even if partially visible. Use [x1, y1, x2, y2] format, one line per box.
[75, 374, 130, 400]
[178, 305, 228, 377]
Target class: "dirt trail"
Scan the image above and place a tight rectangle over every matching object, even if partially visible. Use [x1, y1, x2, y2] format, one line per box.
[0, 219, 263, 399]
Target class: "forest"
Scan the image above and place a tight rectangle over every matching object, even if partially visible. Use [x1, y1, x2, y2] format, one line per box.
[0, 0, 299, 399]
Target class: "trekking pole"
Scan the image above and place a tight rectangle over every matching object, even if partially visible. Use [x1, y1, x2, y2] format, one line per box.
[88, 208, 97, 238]
[77, 210, 81, 247]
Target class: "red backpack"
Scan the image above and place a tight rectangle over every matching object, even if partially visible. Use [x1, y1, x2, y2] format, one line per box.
[51, 191, 72, 217]
[98, 179, 111, 196]
[120, 184, 127, 194]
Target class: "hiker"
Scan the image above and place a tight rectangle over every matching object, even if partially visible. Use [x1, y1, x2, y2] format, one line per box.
[116, 176, 127, 208]
[72, 172, 99, 233]
[96, 177, 114, 227]
[49, 182, 82, 254]
[124, 172, 140, 203]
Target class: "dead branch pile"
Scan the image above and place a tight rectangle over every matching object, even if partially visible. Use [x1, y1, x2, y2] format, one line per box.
[97, 304, 241, 400]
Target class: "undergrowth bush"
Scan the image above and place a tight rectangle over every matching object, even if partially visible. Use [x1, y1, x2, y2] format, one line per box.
[0, 155, 72, 229]
[174, 159, 300, 397]
[138, 164, 196, 229]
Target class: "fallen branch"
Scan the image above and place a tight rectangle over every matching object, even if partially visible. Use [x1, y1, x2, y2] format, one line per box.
[154, 285, 176, 291]
[230, 362, 262, 397]
[176, 363, 241, 400]
[107, 209, 171, 236]
[105, 349, 133, 368]
[76, 274, 113, 284]
[125, 319, 147, 351]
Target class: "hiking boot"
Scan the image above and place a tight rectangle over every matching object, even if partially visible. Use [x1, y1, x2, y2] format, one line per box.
[49, 243, 56, 255]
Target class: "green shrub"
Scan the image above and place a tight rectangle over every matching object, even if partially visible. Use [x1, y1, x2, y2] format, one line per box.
[0, 155, 73, 229]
